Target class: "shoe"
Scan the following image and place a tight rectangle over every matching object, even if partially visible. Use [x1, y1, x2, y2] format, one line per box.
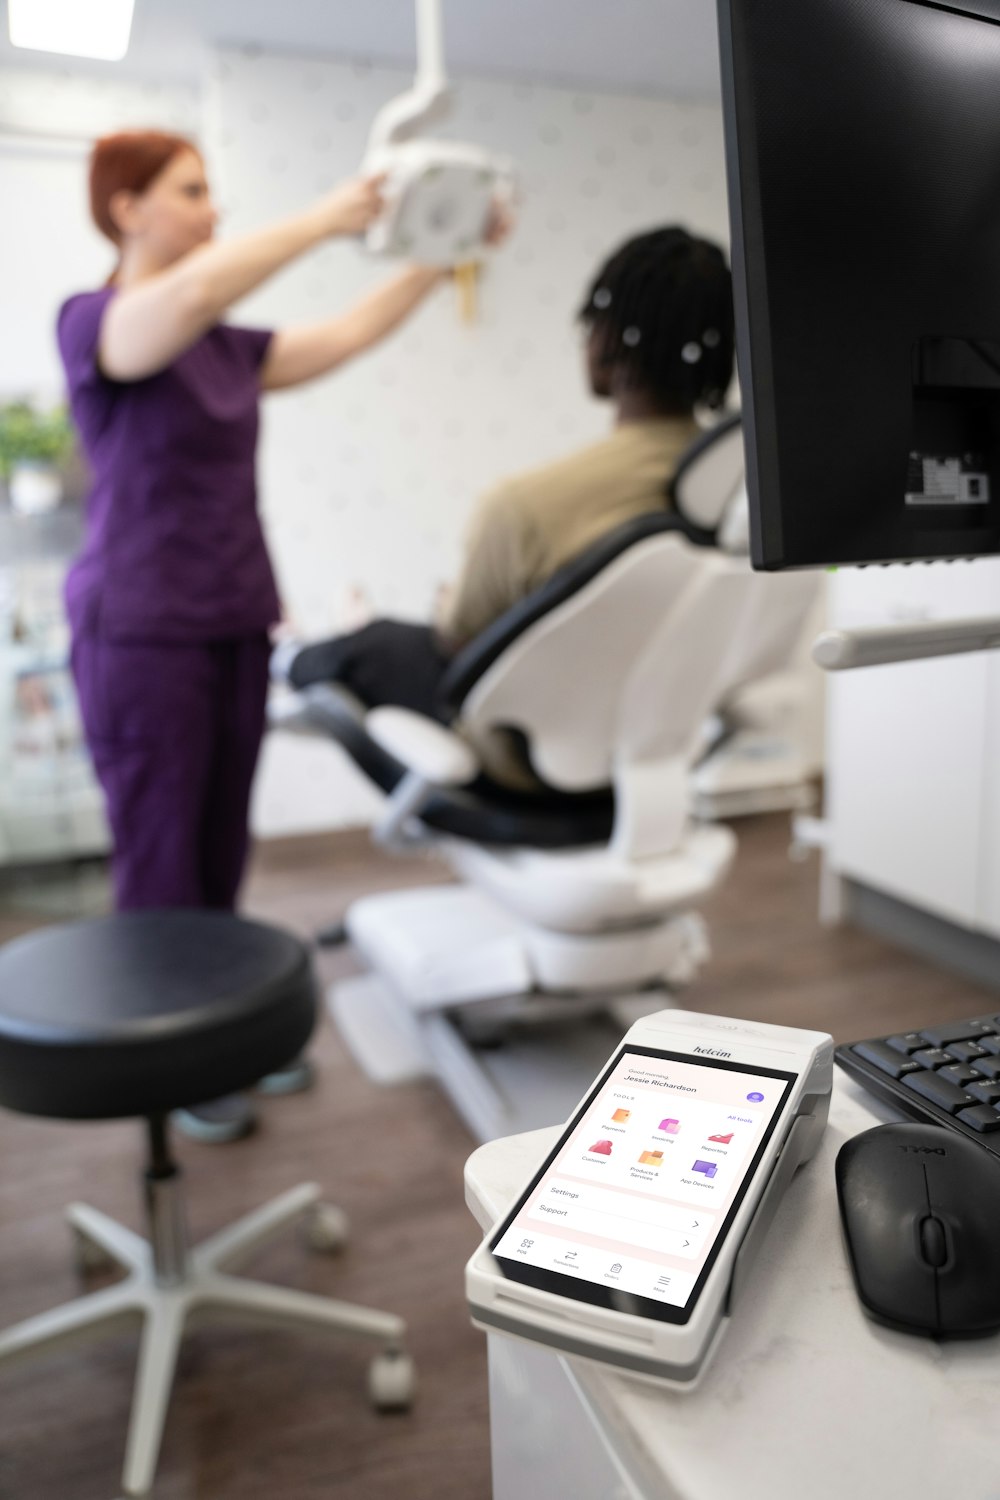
[256, 1057, 316, 1096]
[173, 1094, 257, 1144]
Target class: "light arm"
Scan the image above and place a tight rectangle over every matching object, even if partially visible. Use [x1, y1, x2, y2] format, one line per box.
[364, 0, 451, 155]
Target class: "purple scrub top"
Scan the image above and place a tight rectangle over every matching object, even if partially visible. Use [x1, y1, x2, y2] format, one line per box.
[57, 286, 282, 644]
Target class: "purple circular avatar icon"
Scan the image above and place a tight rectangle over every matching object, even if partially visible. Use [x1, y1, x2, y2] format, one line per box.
[747, 1091, 765, 1102]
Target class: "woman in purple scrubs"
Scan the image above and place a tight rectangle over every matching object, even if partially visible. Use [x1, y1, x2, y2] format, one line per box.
[58, 130, 451, 1138]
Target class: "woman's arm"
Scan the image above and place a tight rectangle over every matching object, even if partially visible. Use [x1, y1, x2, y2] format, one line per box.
[262, 198, 516, 391]
[98, 177, 383, 383]
[260, 264, 446, 391]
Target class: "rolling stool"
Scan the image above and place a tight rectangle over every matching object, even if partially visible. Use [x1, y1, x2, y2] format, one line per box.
[0, 911, 415, 1497]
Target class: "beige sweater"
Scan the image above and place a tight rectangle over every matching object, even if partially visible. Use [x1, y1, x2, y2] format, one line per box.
[439, 416, 700, 648]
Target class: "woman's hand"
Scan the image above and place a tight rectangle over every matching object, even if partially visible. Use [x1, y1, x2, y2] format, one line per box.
[318, 175, 386, 238]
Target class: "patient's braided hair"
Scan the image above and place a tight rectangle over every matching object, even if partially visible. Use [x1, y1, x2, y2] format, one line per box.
[579, 226, 735, 411]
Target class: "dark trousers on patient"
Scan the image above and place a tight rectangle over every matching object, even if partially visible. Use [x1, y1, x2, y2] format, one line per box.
[288, 619, 451, 719]
[71, 633, 271, 911]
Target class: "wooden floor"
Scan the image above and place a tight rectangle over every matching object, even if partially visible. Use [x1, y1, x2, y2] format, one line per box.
[0, 816, 994, 1500]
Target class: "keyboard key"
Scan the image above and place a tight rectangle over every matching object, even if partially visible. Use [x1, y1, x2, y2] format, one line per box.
[957, 1105, 1000, 1133]
[975, 1035, 1000, 1055]
[920, 1021, 996, 1048]
[971, 1057, 1000, 1082]
[902, 1070, 978, 1113]
[886, 1033, 928, 1054]
[946, 1041, 989, 1064]
[967, 1080, 1000, 1106]
[912, 1048, 952, 1069]
[852, 1041, 923, 1079]
[940, 1063, 979, 1087]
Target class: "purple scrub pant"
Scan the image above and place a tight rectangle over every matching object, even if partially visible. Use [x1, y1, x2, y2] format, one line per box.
[71, 633, 271, 912]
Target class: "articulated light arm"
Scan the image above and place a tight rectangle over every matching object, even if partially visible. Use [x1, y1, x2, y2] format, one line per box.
[365, 0, 452, 154]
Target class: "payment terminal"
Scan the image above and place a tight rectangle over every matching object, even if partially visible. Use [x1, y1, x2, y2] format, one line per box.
[466, 1009, 833, 1384]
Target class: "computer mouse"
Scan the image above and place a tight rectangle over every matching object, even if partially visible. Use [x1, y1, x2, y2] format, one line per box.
[836, 1121, 1000, 1338]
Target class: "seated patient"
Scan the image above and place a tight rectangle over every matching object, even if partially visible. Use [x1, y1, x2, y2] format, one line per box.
[281, 225, 735, 724]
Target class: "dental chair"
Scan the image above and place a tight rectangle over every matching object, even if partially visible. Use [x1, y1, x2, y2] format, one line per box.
[276, 416, 819, 1141]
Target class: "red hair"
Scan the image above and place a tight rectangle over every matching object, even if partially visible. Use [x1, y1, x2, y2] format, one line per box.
[89, 130, 200, 245]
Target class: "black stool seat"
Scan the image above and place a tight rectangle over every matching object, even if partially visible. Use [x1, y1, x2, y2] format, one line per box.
[0, 912, 316, 1121]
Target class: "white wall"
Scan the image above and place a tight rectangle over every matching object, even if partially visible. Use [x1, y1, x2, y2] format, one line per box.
[204, 48, 730, 834]
[0, 70, 200, 401]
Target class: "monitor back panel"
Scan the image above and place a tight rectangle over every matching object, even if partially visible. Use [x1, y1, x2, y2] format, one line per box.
[719, 0, 1000, 569]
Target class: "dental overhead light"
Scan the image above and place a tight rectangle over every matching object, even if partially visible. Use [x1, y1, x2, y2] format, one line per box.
[8, 0, 135, 60]
[362, 0, 515, 267]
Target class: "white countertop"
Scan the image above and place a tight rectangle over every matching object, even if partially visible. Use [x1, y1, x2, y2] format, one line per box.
[465, 1077, 1000, 1500]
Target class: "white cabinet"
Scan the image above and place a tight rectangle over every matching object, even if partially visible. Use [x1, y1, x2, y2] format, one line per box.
[826, 557, 1000, 937]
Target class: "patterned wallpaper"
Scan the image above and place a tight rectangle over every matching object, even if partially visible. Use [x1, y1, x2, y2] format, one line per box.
[205, 48, 731, 833]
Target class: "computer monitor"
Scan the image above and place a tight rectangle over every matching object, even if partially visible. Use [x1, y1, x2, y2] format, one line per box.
[718, 0, 1000, 570]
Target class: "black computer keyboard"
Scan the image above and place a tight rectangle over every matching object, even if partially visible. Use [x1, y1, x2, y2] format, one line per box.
[835, 1012, 1000, 1157]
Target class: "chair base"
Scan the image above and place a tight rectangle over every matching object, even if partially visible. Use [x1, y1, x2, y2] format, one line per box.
[345, 884, 711, 1012]
[692, 780, 815, 819]
[0, 1183, 412, 1498]
[691, 728, 817, 820]
[329, 881, 712, 1141]
[329, 972, 674, 1142]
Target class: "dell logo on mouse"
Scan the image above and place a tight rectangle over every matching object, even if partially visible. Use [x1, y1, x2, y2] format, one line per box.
[898, 1145, 946, 1155]
[694, 1045, 732, 1059]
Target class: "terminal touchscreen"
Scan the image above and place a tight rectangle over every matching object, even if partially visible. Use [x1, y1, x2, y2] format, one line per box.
[490, 1044, 794, 1323]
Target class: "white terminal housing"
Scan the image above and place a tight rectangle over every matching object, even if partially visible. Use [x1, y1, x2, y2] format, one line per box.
[466, 1009, 833, 1386]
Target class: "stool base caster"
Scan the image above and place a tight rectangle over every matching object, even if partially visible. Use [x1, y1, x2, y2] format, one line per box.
[369, 1348, 417, 1411]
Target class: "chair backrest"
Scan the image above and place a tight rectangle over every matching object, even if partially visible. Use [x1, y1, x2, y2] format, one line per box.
[673, 412, 819, 701]
[440, 415, 820, 857]
[670, 410, 746, 542]
[456, 531, 758, 857]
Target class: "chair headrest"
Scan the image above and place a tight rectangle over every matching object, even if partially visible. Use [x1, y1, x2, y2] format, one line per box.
[669, 412, 747, 553]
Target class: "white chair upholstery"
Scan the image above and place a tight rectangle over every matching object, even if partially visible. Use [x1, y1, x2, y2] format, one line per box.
[672, 420, 823, 819]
